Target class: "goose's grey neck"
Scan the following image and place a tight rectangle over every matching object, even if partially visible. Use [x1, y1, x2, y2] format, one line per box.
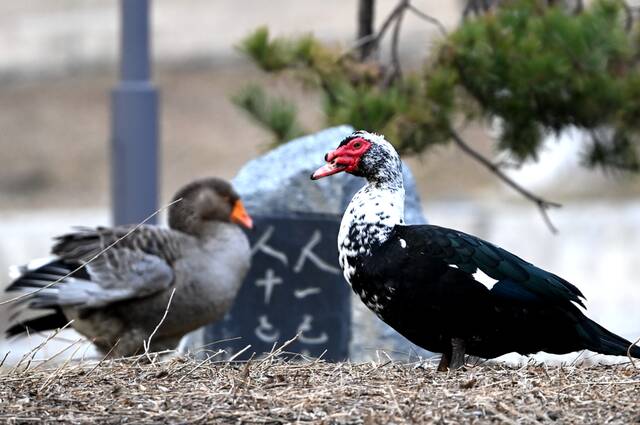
[198, 222, 236, 240]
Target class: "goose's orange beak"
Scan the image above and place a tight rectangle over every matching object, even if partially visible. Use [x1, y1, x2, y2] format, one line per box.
[230, 200, 253, 229]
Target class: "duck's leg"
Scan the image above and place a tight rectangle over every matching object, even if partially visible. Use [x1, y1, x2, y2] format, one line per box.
[449, 337, 466, 370]
[437, 352, 450, 372]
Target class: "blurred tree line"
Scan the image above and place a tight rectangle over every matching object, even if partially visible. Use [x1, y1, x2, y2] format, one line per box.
[232, 0, 640, 230]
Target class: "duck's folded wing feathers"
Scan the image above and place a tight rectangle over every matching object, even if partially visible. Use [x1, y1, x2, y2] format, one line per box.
[10, 225, 181, 310]
[394, 224, 586, 308]
[12, 249, 173, 310]
[52, 225, 184, 265]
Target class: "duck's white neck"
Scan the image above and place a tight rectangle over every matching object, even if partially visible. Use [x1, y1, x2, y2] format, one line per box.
[337, 178, 405, 283]
[343, 182, 405, 237]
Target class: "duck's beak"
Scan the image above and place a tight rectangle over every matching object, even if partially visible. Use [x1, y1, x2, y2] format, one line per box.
[311, 150, 350, 180]
[310, 161, 346, 180]
[230, 200, 253, 229]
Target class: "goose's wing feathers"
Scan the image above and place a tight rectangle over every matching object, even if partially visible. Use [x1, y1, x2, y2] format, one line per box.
[79, 247, 173, 308]
[394, 224, 586, 307]
[52, 225, 183, 264]
[9, 225, 181, 310]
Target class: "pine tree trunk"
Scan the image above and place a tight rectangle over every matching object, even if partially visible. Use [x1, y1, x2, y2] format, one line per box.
[357, 0, 376, 60]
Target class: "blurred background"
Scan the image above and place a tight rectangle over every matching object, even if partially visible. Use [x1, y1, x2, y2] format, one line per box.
[1, 0, 639, 362]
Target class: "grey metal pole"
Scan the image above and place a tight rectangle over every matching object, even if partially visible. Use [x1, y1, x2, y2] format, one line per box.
[111, 0, 159, 225]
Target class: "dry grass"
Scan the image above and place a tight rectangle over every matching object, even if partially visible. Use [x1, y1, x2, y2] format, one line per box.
[1, 343, 639, 424]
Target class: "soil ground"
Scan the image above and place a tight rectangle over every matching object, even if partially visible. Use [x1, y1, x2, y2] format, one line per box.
[1, 353, 639, 424]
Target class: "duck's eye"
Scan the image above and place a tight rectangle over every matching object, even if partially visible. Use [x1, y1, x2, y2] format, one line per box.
[353, 142, 362, 149]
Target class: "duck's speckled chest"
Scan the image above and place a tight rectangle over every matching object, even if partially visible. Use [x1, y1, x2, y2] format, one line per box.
[337, 184, 404, 283]
[348, 261, 399, 319]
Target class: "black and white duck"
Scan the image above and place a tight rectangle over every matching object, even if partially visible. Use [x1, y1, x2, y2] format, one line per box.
[311, 130, 640, 370]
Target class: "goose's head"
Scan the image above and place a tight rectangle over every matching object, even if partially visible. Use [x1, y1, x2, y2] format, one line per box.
[310, 131, 402, 185]
[169, 177, 253, 235]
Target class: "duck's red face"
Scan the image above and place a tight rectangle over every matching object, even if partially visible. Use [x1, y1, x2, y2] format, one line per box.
[310, 137, 372, 180]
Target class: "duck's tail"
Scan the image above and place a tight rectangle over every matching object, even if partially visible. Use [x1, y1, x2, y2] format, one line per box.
[6, 309, 68, 337]
[581, 317, 640, 359]
[4, 258, 79, 338]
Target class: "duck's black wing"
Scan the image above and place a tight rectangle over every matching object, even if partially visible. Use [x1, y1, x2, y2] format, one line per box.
[393, 224, 585, 308]
[386, 224, 639, 358]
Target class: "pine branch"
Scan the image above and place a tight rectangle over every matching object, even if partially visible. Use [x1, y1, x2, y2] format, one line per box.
[621, 0, 634, 31]
[232, 85, 305, 144]
[342, 0, 446, 60]
[407, 4, 448, 36]
[339, 0, 406, 60]
[385, 1, 408, 86]
[449, 129, 562, 234]
[462, 0, 493, 19]
[356, 0, 407, 58]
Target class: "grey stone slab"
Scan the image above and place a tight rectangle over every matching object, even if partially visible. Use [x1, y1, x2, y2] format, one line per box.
[233, 125, 426, 226]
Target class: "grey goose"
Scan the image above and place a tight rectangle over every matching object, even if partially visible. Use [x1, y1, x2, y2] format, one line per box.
[5, 177, 252, 357]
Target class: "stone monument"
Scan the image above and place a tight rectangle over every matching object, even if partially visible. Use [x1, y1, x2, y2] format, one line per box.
[202, 126, 429, 361]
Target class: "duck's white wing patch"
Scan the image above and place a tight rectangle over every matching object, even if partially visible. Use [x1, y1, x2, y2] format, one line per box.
[8, 257, 57, 280]
[399, 238, 407, 248]
[472, 269, 499, 290]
